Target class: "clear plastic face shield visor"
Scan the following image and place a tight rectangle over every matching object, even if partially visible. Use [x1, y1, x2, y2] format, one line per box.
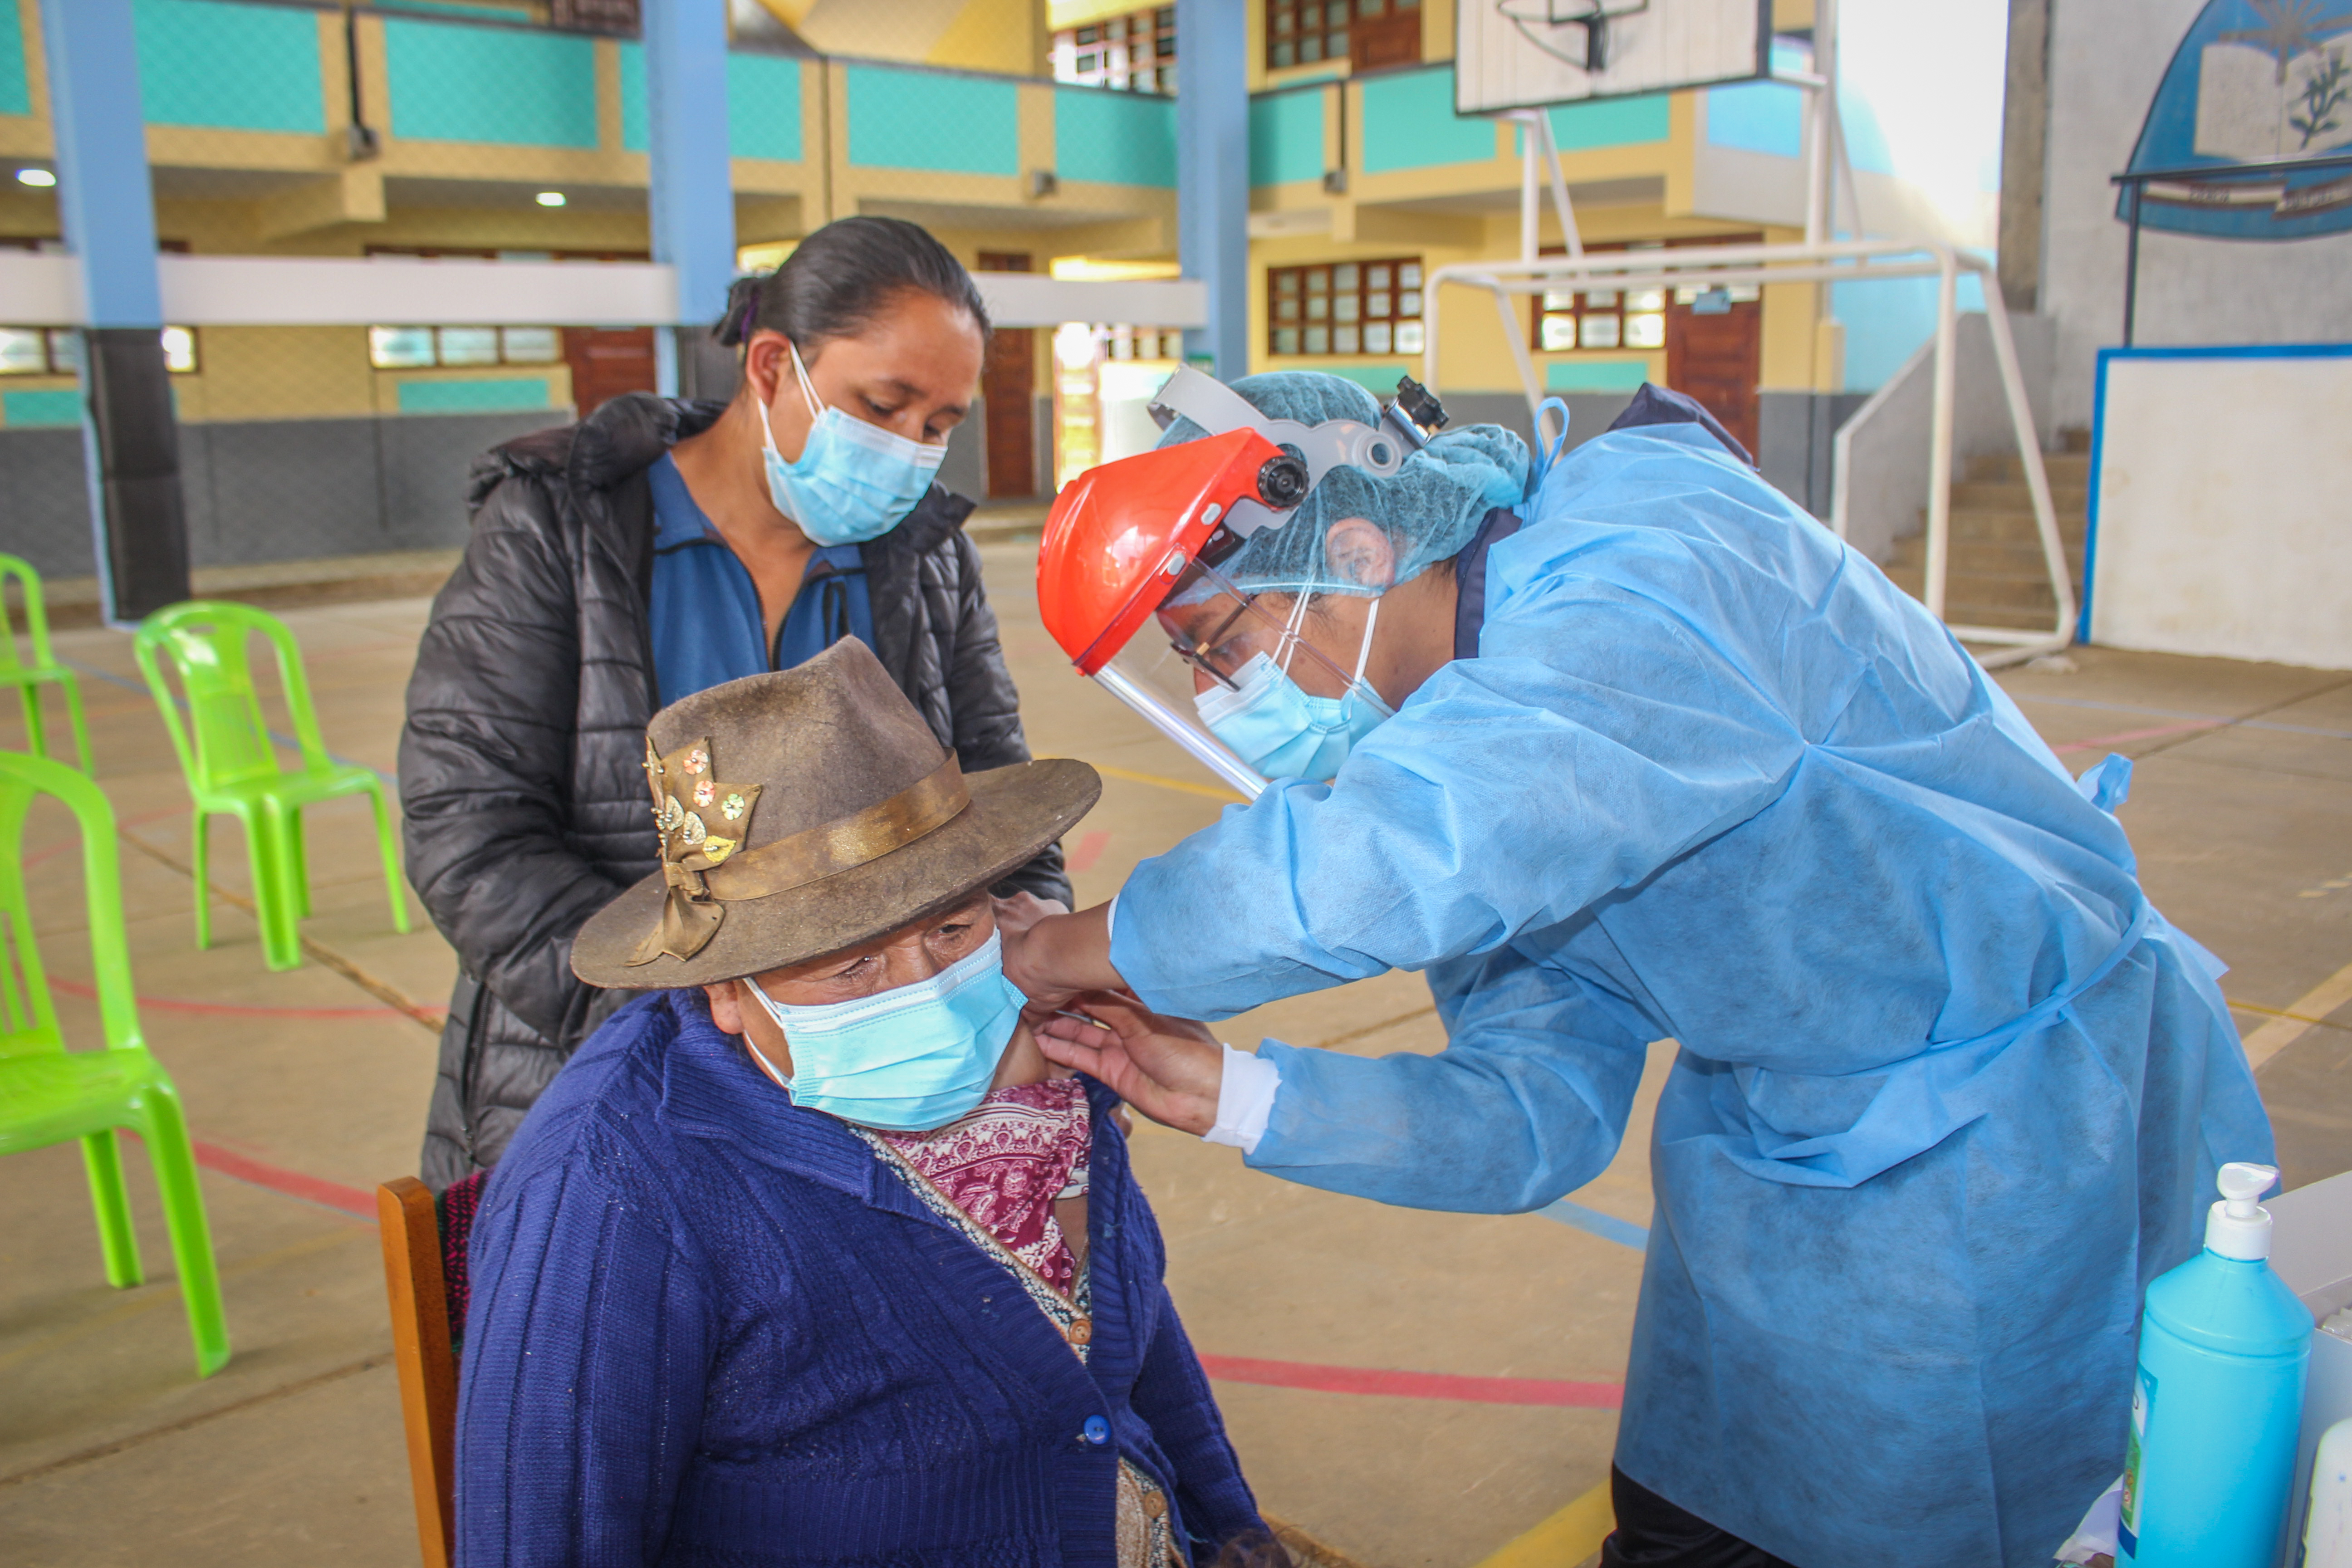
[1098, 559, 1389, 795]
[1036, 366, 1448, 798]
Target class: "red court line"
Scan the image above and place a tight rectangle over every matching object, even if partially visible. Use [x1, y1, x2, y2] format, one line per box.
[1198, 1353, 1623, 1409]
[1068, 830, 1112, 874]
[48, 976, 444, 1022]
[191, 1139, 377, 1219]
[2051, 720, 2223, 755]
[119, 1128, 377, 1220]
[142, 1139, 1632, 1410]
[21, 805, 190, 869]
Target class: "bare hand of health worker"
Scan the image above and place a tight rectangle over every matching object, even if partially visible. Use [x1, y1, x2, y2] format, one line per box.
[988, 891, 1067, 942]
[1000, 903, 1125, 1012]
[1034, 992, 1222, 1137]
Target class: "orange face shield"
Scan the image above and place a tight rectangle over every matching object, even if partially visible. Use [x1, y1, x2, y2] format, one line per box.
[1034, 368, 1448, 796]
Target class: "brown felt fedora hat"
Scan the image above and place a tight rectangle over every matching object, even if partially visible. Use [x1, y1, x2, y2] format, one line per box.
[573, 637, 1098, 990]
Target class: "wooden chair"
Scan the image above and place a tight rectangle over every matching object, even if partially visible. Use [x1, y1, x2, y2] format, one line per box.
[377, 1172, 483, 1568]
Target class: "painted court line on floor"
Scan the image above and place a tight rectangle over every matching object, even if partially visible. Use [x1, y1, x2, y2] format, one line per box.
[1471, 1478, 1616, 1568]
[1198, 1354, 1623, 1410]
[185, 1139, 378, 1220]
[1537, 1198, 1651, 1251]
[173, 1134, 1636, 1413]
[49, 976, 439, 1023]
[1068, 829, 1112, 873]
[2244, 957, 2352, 1071]
[2011, 692, 2352, 741]
[1088, 762, 1248, 803]
[2050, 720, 2224, 755]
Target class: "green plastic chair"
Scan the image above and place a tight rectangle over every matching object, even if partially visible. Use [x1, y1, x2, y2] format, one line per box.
[0, 554, 94, 772]
[133, 602, 409, 972]
[0, 750, 230, 1378]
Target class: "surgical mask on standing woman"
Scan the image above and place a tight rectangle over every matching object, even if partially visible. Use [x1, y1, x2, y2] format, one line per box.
[738, 929, 1024, 1132]
[1195, 593, 1394, 784]
[758, 341, 948, 546]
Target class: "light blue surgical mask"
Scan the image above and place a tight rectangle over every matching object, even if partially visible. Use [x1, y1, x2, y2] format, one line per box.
[739, 928, 1022, 1132]
[1195, 595, 1393, 784]
[758, 341, 947, 547]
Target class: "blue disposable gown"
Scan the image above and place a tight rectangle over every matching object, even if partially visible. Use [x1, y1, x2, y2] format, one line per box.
[1109, 423, 2273, 1568]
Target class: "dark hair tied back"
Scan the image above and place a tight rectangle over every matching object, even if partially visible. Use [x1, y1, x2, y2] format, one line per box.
[713, 216, 990, 354]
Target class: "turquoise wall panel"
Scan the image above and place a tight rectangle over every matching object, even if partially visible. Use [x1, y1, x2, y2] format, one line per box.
[1547, 93, 1670, 152]
[2, 390, 84, 428]
[0, 0, 29, 118]
[1320, 363, 1412, 395]
[385, 18, 597, 147]
[623, 47, 799, 159]
[1054, 86, 1174, 188]
[398, 377, 552, 414]
[1705, 79, 1802, 156]
[1249, 89, 1323, 187]
[727, 52, 802, 161]
[621, 42, 646, 150]
[1547, 359, 1651, 392]
[845, 65, 1017, 175]
[135, 0, 325, 133]
[1360, 68, 1494, 174]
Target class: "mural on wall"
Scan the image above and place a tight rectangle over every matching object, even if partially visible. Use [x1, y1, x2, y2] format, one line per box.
[2120, 0, 2352, 237]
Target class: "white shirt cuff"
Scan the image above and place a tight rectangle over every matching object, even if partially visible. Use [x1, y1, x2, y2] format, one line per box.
[1202, 1042, 1280, 1154]
[1103, 892, 1117, 950]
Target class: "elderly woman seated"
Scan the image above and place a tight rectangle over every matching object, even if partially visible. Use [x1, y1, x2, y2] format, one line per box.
[454, 639, 1273, 1567]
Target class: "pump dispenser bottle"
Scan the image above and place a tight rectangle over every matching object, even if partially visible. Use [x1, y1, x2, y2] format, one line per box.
[2120, 1162, 2311, 1568]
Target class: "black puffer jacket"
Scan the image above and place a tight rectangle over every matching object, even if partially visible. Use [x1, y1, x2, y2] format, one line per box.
[400, 393, 1066, 1188]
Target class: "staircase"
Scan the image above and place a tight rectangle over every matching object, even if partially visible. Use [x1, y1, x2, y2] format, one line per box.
[1882, 434, 2091, 633]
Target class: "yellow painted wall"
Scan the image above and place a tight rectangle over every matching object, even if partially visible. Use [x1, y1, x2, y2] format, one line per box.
[929, 0, 1051, 77]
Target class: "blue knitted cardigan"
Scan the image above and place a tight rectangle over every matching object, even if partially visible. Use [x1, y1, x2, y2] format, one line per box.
[455, 990, 1266, 1567]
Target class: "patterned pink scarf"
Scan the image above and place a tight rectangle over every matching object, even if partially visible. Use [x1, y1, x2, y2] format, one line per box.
[878, 1077, 1092, 1294]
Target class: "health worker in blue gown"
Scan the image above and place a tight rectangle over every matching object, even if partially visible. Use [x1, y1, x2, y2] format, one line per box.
[1008, 371, 2273, 1568]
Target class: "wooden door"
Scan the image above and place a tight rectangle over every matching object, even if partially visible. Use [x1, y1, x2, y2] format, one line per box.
[1350, 9, 1421, 69]
[976, 250, 1037, 499]
[562, 327, 658, 419]
[1665, 295, 1761, 459]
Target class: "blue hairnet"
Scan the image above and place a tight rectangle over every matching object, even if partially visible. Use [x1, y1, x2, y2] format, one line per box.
[1155, 371, 1530, 597]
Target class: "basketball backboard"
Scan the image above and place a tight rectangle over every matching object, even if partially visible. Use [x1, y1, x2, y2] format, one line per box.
[1456, 0, 1773, 114]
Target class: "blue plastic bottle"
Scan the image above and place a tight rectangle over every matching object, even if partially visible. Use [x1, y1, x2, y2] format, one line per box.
[2121, 1162, 2311, 1568]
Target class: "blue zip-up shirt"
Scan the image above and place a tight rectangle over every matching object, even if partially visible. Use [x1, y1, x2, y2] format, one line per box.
[646, 453, 876, 707]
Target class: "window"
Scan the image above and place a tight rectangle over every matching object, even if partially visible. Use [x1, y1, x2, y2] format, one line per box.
[1264, 0, 1421, 73]
[1267, 258, 1422, 357]
[0, 326, 198, 375]
[1053, 7, 1176, 93]
[368, 326, 564, 370]
[1530, 237, 1761, 356]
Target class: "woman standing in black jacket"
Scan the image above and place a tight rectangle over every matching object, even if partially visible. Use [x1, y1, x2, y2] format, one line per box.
[399, 217, 1068, 1187]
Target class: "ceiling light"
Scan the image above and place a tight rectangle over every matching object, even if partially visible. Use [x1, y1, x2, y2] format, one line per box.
[535, 191, 566, 207]
[16, 168, 57, 188]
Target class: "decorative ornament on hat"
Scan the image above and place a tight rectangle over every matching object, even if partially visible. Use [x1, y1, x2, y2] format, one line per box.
[631, 735, 763, 965]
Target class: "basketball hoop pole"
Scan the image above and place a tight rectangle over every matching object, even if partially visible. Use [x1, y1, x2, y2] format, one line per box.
[1506, 108, 1584, 265]
[1418, 239, 2072, 670]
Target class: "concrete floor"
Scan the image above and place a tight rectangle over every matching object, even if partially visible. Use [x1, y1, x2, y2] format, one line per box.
[0, 545, 2346, 1568]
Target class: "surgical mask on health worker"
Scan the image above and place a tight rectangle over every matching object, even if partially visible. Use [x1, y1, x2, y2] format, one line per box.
[1157, 518, 1460, 785]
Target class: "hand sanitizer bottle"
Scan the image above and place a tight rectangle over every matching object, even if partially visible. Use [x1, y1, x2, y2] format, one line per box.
[2121, 1162, 2311, 1568]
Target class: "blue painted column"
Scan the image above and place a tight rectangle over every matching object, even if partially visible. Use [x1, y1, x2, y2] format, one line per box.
[642, 0, 739, 400]
[1176, 0, 1249, 379]
[39, 0, 190, 620]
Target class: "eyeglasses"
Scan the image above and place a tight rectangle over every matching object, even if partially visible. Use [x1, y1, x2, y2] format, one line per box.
[1164, 593, 1263, 692]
